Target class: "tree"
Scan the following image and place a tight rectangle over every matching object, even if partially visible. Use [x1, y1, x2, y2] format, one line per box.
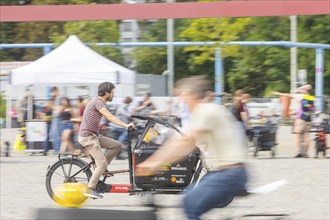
[227, 16, 291, 96]
[132, 19, 207, 80]
[51, 20, 123, 65]
[0, 0, 122, 63]
[298, 15, 330, 94]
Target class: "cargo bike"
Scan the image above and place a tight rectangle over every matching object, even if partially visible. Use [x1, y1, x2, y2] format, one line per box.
[45, 115, 211, 204]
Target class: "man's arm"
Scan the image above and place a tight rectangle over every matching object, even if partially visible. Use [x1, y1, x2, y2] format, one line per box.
[272, 91, 294, 98]
[99, 107, 132, 129]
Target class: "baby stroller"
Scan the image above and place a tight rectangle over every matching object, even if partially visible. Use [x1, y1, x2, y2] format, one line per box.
[248, 122, 278, 158]
[310, 117, 330, 158]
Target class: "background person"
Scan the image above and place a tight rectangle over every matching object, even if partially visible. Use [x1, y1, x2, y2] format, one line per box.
[58, 97, 75, 154]
[232, 90, 250, 131]
[49, 86, 62, 154]
[41, 98, 54, 155]
[112, 96, 134, 159]
[134, 92, 156, 116]
[273, 84, 315, 157]
[78, 82, 134, 199]
[137, 76, 248, 220]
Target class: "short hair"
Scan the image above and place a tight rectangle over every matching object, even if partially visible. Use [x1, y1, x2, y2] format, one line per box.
[98, 82, 115, 96]
[124, 96, 132, 104]
[175, 75, 212, 100]
[51, 86, 59, 92]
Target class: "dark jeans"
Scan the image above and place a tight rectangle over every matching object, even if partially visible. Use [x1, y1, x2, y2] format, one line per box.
[42, 123, 52, 153]
[49, 117, 62, 154]
[112, 127, 128, 145]
[183, 166, 248, 220]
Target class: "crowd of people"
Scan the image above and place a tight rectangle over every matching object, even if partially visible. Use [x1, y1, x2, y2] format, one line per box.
[12, 82, 317, 160]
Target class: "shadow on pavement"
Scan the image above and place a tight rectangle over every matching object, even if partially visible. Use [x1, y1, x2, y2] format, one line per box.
[35, 208, 156, 220]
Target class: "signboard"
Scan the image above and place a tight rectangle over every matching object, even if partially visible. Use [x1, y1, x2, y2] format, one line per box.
[26, 121, 47, 142]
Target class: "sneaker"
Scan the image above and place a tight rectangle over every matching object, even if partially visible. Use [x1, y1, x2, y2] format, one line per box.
[84, 188, 103, 199]
[294, 153, 303, 158]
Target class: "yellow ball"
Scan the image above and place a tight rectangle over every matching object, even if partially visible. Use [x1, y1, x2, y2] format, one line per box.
[53, 183, 88, 208]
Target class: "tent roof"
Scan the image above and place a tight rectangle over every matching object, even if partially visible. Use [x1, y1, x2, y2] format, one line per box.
[10, 35, 135, 85]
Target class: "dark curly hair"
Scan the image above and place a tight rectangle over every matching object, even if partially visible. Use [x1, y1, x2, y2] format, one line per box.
[98, 82, 115, 96]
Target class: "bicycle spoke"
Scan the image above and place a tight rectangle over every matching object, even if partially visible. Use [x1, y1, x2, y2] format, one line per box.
[48, 168, 66, 178]
[60, 160, 68, 178]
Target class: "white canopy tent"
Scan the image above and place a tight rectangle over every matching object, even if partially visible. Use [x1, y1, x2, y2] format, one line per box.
[10, 35, 136, 89]
[6, 35, 136, 128]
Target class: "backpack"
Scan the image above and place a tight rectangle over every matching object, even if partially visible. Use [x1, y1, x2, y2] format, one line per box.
[299, 94, 315, 122]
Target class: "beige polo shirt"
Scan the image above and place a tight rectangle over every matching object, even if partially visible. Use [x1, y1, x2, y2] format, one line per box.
[189, 103, 247, 171]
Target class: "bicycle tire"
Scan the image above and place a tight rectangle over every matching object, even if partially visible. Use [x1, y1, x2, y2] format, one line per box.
[45, 158, 92, 202]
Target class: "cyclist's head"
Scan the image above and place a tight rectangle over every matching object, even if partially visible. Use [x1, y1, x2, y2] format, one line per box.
[175, 75, 212, 100]
[98, 82, 115, 97]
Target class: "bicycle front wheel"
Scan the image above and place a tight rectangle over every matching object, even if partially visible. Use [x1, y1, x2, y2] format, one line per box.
[45, 157, 92, 202]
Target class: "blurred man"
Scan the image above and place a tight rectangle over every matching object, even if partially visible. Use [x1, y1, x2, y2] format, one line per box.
[273, 84, 315, 157]
[137, 76, 248, 220]
[78, 82, 134, 199]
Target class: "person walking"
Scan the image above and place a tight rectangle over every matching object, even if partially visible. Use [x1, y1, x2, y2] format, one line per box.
[273, 84, 315, 157]
[112, 96, 134, 159]
[58, 97, 75, 154]
[78, 82, 134, 199]
[232, 90, 250, 131]
[49, 86, 62, 154]
[137, 76, 248, 220]
[41, 98, 54, 155]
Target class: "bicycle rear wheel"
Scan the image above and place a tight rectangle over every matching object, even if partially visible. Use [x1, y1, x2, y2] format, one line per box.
[45, 158, 92, 202]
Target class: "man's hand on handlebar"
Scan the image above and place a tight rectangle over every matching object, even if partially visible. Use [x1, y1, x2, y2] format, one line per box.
[126, 123, 136, 131]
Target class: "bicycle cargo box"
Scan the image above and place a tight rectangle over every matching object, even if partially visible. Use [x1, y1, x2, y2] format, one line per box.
[133, 142, 199, 189]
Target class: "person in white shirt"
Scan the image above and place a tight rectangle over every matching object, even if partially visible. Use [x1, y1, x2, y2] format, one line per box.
[137, 76, 248, 220]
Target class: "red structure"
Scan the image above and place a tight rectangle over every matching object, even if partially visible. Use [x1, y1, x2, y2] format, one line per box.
[1, 1, 329, 22]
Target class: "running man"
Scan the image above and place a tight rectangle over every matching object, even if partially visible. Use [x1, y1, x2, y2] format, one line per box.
[78, 82, 134, 199]
[137, 76, 248, 220]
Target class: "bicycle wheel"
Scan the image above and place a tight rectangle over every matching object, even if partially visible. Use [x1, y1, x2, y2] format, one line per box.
[45, 158, 92, 202]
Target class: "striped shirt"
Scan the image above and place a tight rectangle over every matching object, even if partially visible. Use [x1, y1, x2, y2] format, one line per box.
[79, 98, 106, 137]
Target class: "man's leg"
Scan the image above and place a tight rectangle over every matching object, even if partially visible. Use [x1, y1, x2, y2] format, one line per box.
[294, 119, 304, 157]
[99, 135, 122, 164]
[183, 167, 247, 220]
[303, 122, 311, 157]
[78, 136, 107, 191]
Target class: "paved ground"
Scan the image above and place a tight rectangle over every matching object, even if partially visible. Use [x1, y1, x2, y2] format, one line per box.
[1, 126, 329, 220]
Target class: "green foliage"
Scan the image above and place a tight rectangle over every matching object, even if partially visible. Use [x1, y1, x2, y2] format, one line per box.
[1, 0, 123, 63]
[51, 20, 123, 65]
[227, 17, 291, 96]
[180, 17, 251, 61]
[0, 0, 329, 97]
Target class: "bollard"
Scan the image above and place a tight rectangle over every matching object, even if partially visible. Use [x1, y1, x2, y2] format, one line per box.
[5, 141, 10, 157]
